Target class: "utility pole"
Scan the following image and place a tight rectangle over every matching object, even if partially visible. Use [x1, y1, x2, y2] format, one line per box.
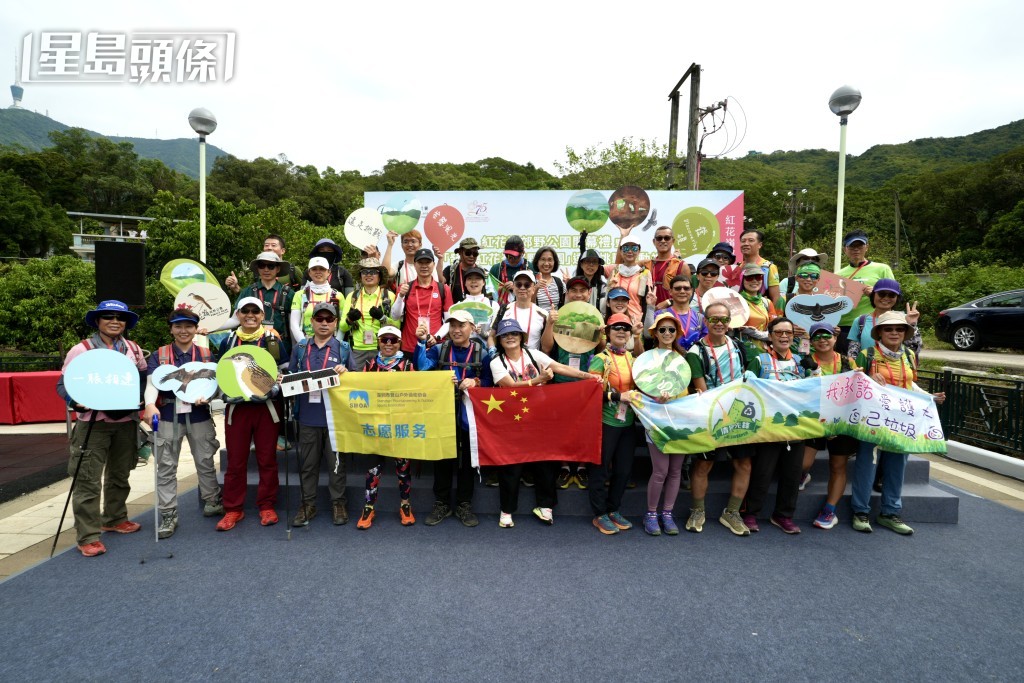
[773, 189, 811, 259]
[666, 63, 700, 190]
[894, 191, 902, 270]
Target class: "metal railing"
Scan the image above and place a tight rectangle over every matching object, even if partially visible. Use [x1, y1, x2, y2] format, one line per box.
[918, 367, 1024, 458]
[0, 354, 63, 372]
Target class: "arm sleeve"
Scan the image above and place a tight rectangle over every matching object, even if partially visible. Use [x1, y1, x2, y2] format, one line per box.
[391, 294, 406, 320]
[144, 377, 159, 406]
[289, 306, 303, 345]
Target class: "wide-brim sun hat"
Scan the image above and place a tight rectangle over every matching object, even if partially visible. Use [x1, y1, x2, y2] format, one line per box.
[788, 248, 827, 275]
[249, 251, 282, 270]
[85, 299, 139, 330]
[871, 310, 912, 340]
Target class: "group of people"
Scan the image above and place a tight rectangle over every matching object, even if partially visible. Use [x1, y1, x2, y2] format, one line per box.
[58, 225, 944, 558]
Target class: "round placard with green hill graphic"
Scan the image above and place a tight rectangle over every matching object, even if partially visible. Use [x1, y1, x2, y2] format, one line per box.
[632, 348, 691, 400]
[380, 195, 421, 235]
[564, 190, 609, 233]
[552, 301, 603, 354]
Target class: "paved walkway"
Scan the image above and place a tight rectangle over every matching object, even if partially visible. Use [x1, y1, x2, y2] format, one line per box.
[2, 418, 1024, 582]
[921, 348, 1024, 372]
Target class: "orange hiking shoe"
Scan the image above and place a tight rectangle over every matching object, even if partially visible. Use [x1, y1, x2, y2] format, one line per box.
[78, 541, 107, 557]
[259, 509, 279, 526]
[399, 502, 415, 526]
[216, 511, 244, 531]
[101, 520, 141, 534]
[357, 505, 375, 530]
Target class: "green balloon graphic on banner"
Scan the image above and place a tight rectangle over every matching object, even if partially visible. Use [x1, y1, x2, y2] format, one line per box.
[381, 195, 421, 235]
[564, 190, 609, 233]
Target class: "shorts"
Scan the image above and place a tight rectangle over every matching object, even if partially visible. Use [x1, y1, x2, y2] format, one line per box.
[692, 445, 753, 462]
[806, 435, 858, 457]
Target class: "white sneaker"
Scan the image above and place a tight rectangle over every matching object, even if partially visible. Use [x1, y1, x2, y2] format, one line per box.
[532, 507, 554, 525]
[499, 512, 514, 528]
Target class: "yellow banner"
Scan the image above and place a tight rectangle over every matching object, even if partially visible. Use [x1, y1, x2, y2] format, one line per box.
[323, 371, 456, 460]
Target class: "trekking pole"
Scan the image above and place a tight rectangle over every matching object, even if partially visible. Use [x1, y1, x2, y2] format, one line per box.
[284, 397, 293, 541]
[50, 411, 98, 558]
[153, 413, 161, 543]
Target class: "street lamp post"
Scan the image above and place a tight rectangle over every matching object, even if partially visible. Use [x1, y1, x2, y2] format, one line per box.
[828, 86, 861, 270]
[188, 108, 218, 263]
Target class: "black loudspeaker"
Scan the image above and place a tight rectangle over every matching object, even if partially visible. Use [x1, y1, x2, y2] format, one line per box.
[95, 241, 146, 307]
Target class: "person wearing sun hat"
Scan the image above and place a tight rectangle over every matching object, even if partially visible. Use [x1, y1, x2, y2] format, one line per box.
[236, 250, 296, 359]
[588, 313, 641, 535]
[143, 307, 222, 539]
[290, 256, 345, 345]
[835, 230, 895, 352]
[339, 256, 399, 371]
[444, 237, 490, 303]
[56, 300, 148, 557]
[846, 277, 922, 361]
[850, 310, 945, 535]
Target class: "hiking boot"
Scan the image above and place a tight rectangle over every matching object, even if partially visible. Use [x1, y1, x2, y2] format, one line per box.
[608, 511, 632, 531]
[770, 513, 801, 535]
[742, 514, 760, 533]
[259, 509, 279, 526]
[556, 469, 573, 489]
[425, 501, 452, 526]
[799, 471, 811, 491]
[291, 504, 316, 527]
[532, 507, 554, 525]
[877, 513, 914, 535]
[332, 502, 349, 526]
[216, 511, 244, 531]
[357, 505, 375, 530]
[660, 511, 680, 536]
[852, 513, 873, 533]
[399, 502, 415, 526]
[685, 508, 706, 533]
[719, 509, 751, 536]
[813, 506, 838, 530]
[101, 520, 141, 534]
[575, 468, 588, 490]
[78, 540, 106, 557]
[643, 511, 661, 536]
[593, 514, 618, 535]
[157, 510, 178, 539]
[203, 499, 225, 517]
[499, 512, 514, 528]
[455, 502, 479, 527]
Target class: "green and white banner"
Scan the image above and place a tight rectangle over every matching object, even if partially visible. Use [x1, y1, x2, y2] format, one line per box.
[634, 371, 947, 455]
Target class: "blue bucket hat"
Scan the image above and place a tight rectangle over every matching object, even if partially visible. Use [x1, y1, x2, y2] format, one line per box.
[495, 318, 525, 337]
[707, 242, 736, 264]
[86, 300, 139, 330]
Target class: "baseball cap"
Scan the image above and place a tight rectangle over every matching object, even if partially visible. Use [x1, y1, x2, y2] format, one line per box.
[235, 296, 264, 312]
[512, 270, 536, 283]
[308, 256, 330, 270]
[447, 310, 475, 325]
[495, 318, 525, 336]
[607, 287, 629, 300]
[606, 313, 633, 328]
[311, 302, 338, 317]
[566, 276, 591, 290]
[414, 248, 435, 262]
[843, 230, 868, 247]
[377, 325, 401, 338]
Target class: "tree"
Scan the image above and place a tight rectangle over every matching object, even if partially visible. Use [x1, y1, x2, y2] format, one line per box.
[0, 170, 72, 257]
[554, 137, 667, 190]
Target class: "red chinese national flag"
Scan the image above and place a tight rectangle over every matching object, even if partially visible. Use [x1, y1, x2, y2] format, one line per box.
[465, 382, 603, 467]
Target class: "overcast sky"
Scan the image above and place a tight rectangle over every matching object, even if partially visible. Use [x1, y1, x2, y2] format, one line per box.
[3, 1, 1022, 177]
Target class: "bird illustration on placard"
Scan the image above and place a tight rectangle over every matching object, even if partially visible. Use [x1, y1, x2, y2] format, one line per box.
[188, 293, 214, 314]
[229, 352, 276, 400]
[789, 300, 848, 322]
[160, 366, 216, 391]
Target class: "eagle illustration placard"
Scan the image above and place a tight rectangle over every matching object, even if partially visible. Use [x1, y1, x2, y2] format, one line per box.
[152, 361, 219, 403]
[216, 346, 279, 400]
[784, 294, 853, 333]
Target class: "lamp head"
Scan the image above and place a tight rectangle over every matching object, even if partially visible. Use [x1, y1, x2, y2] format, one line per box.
[829, 86, 862, 117]
[188, 108, 218, 136]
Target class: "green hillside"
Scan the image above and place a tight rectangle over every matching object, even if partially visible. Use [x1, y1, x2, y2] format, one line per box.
[0, 108, 228, 178]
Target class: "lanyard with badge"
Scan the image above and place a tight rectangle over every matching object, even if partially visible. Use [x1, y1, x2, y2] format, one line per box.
[306, 342, 332, 403]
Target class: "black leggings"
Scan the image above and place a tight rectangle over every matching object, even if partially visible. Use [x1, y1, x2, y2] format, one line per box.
[587, 423, 635, 516]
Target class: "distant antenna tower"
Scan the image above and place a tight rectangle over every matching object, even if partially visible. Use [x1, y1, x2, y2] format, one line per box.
[10, 50, 24, 108]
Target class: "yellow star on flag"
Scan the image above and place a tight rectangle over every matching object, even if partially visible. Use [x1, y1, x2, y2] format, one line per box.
[514, 414, 521, 421]
[510, 390, 518, 397]
[521, 397, 528, 403]
[482, 394, 505, 414]
[522, 407, 529, 414]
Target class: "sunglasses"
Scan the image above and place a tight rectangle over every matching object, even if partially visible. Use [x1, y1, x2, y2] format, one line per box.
[240, 307, 262, 315]
[875, 291, 898, 298]
[698, 271, 718, 277]
[360, 269, 379, 277]
[256, 262, 279, 270]
[609, 324, 632, 332]
[313, 315, 337, 323]
[707, 316, 731, 324]
[811, 333, 834, 341]
[514, 281, 533, 289]
[462, 250, 479, 257]
[620, 245, 640, 253]
[797, 273, 820, 280]
[743, 275, 764, 281]
[712, 254, 731, 261]
[654, 235, 673, 242]
[772, 329, 794, 337]
[379, 336, 400, 344]
[656, 327, 677, 334]
[98, 313, 127, 322]
[879, 325, 906, 333]
[671, 286, 692, 292]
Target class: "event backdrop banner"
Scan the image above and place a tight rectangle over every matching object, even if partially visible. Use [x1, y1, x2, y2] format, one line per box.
[633, 371, 946, 455]
[324, 372, 456, 460]
[364, 190, 744, 271]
